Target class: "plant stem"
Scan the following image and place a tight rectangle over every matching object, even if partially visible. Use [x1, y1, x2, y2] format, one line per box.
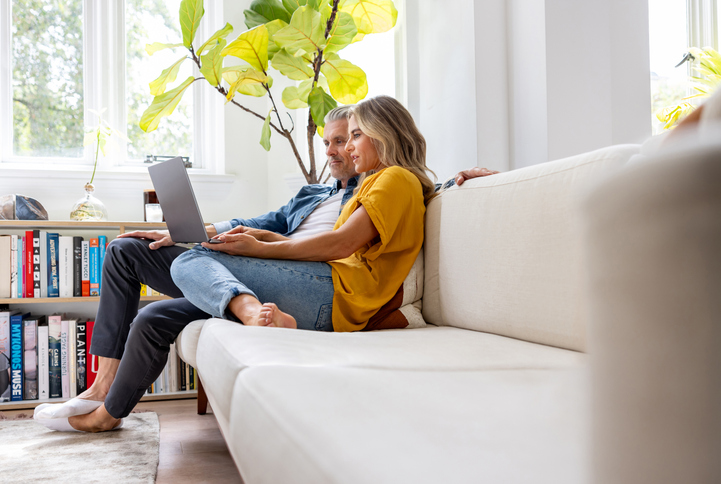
[90, 130, 100, 185]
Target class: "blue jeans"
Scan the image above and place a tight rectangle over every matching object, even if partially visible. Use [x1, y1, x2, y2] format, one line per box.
[170, 247, 335, 332]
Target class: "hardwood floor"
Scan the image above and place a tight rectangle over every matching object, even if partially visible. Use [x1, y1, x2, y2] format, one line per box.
[1, 398, 243, 484]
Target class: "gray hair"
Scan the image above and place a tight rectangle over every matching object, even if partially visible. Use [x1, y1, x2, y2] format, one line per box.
[324, 105, 354, 124]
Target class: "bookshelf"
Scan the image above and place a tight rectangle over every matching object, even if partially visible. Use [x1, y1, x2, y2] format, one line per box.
[0, 220, 197, 410]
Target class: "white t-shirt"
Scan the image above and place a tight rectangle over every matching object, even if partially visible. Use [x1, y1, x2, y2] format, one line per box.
[287, 189, 346, 239]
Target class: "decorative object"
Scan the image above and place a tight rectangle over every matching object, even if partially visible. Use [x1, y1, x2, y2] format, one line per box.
[141, 0, 397, 184]
[0, 412, 159, 482]
[143, 189, 164, 221]
[145, 203, 163, 222]
[69, 183, 109, 221]
[0, 194, 49, 220]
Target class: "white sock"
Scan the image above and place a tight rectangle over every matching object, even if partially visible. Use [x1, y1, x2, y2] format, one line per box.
[33, 398, 103, 420]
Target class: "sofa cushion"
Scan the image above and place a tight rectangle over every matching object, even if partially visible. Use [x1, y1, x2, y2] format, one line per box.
[194, 319, 585, 426]
[423, 144, 640, 351]
[174, 319, 205, 368]
[227, 366, 589, 484]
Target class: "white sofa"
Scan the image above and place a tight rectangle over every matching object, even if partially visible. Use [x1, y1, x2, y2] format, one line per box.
[174, 136, 720, 483]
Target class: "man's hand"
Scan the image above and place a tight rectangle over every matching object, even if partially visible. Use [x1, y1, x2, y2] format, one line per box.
[218, 226, 289, 243]
[117, 230, 174, 250]
[202, 232, 265, 257]
[455, 167, 500, 186]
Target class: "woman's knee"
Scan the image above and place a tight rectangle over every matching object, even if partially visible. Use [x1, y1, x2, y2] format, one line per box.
[170, 248, 207, 286]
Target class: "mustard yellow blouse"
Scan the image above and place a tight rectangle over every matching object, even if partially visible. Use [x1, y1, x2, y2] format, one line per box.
[329, 166, 425, 332]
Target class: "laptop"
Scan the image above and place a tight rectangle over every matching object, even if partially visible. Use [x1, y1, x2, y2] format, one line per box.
[148, 157, 222, 244]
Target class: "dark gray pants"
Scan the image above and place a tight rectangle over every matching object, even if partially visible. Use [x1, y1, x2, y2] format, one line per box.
[90, 238, 210, 418]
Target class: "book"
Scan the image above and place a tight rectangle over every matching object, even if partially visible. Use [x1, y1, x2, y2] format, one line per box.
[81, 240, 90, 297]
[89, 238, 99, 296]
[47, 233, 60, 298]
[169, 343, 178, 393]
[75, 320, 87, 395]
[189, 365, 195, 390]
[68, 319, 77, 398]
[0, 236, 10, 298]
[85, 320, 98, 389]
[73, 236, 82, 297]
[98, 235, 107, 294]
[10, 312, 29, 401]
[23, 316, 39, 400]
[24, 230, 33, 298]
[48, 314, 62, 398]
[179, 359, 186, 391]
[21, 236, 26, 298]
[140, 284, 148, 296]
[58, 236, 74, 298]
[60, 318, 69, 398]
[39, 231, 47, 298]
[32, 230, 40, 298]
[10, 235, 19, 298]
[0, 309, 13, 402]
[38, 320, 49, 400]
[16, 235, 22, 298]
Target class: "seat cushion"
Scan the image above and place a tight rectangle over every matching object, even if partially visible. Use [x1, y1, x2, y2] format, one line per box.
[228, 366, 589, 484]
[194, 319, 585, 426]
[174, 319, 205, 368]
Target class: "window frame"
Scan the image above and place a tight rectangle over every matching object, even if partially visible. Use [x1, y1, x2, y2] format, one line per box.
[0, 0, 225, 175]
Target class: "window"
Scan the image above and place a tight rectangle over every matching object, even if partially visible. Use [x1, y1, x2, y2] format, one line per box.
[0, 0, 223, 172]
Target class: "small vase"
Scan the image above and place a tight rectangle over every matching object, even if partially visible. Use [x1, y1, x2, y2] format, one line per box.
[70, 183, 108, 221]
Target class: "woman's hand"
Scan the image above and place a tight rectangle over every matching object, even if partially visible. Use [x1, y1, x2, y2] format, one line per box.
[118, 230, 174, 250]
[219, 226, 289, 242]
[201, 232, 265, 256]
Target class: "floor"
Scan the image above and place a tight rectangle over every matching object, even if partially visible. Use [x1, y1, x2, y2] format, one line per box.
[2, 398, 243, 484]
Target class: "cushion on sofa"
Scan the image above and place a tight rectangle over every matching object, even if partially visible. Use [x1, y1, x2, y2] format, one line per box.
[174, 319, 205, 368]
[227, 366, 589, 484]
[423, 144, 640, 352]
[194, 318, 586, 426]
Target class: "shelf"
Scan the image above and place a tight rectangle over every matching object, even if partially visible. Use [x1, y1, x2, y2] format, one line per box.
[0, 220, 166, 231]
[0, 295, 170, 305]
[0, 391, 197, 411]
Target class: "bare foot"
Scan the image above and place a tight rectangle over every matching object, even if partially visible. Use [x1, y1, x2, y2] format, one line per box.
[76, 384, 109, 402]
[254, 303, 297, 329]
[68, 404, 122, 432]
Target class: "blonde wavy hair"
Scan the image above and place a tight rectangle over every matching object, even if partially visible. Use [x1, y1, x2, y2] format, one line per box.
[349, 96, 437, 204]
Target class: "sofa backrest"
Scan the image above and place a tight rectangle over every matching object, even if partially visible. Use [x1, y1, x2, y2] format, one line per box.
[422, 144, 640, 352]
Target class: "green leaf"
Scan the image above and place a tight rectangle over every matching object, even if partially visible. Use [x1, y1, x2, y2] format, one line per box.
[272, 6, 326, 57]
[282, 80, 314, 108]
[145, 42, 184, 56]
[149, 56, 187, 95]
[320, 53, 368, 104]
[308, 86, 337, 127]
[199, 40, 226, 86]
[224, 68, 269, 101]
[179, 0, 205, 49]
[260, 110, 272, 150]
[340, 0, 397, 37]
[222, 25, 269, 72]
[140, 76, 196, 132]
[324, 12, 357, 54]
[244, 0, 291, 29]
[197, 23, 234, 55]
[266, 19, 289, 60]
[282, 0, 305, 13]
[271, 48, 314, 80]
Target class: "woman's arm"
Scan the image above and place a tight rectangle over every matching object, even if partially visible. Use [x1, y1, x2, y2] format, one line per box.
[201, 205, 379, 261]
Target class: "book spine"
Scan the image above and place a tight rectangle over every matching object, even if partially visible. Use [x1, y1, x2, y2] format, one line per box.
[98, 235, 106, 294]
[89, 238, 99, 296]
[60, 319, 69, 399]
[39, 231, 47, 298]
[0, 236, 9, 298]
[68, 321, 77, 398]
[73, 237, 82, 297]
[179, 360, 186, 391]
[24, 231, 33, 298]
[10, 235, 18, 298]
[85, 321, 98, 389]
[0, 311, 10, 402]
[81, 241, 90, 297]
[10, 313, 24, 401]
[32, 230, 40, 298]
[189, 365, 195, 390]
[75, 321, 87, 395]
[47, 233, 60, 298]
[18, 236, 24, 298]
[38, 323, 49, 400]
[58, 236, 73, 298]
[48, 315, 62, 398]
[22, 319, 38, 400]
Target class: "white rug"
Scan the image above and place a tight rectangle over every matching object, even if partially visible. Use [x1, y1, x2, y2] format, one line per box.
[0, 413, 159, 483]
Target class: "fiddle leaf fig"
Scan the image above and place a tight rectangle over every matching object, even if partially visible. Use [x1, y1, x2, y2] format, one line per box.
[244, 0, 291, 29]
[149, 56, 187, 95]
[265, 19, 288, 59]
[197, 23, 234, 55]
[321, 53, 368, 104]
[145, 42, 184, 56]
[324, 11, 357, 54]
[140, 76, 196, 132]
[222, 25, 269, 72]
[271, 48, 314, 80]
[308, 86, 337, 127]
[225, 68, 269, 101]
[273, 6, 326, 57]
[199, 40, 226, 87]
[340, 0, 397, 41]
[260, 110, 273, 150]
[179, 0, 205, 48]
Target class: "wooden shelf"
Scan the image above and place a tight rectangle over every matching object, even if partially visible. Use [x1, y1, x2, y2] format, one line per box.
[0, 391, 197, 411]
[0, 295, 170, 305]
[0, 220, 166, 232]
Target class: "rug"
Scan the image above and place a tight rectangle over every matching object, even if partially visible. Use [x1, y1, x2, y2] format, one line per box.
[0, 413, 159, 483]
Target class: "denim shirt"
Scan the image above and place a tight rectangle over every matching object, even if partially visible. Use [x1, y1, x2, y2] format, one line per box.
[213, 176, 359, 236]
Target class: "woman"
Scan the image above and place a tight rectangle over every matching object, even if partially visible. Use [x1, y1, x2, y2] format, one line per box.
[170, 95, 435, 332]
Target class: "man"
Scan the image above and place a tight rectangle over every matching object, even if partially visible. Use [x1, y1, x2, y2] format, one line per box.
[34, 105, 498, 432]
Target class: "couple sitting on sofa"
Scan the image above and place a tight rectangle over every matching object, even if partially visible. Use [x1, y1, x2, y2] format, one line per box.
[34, 95, 498, 432]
